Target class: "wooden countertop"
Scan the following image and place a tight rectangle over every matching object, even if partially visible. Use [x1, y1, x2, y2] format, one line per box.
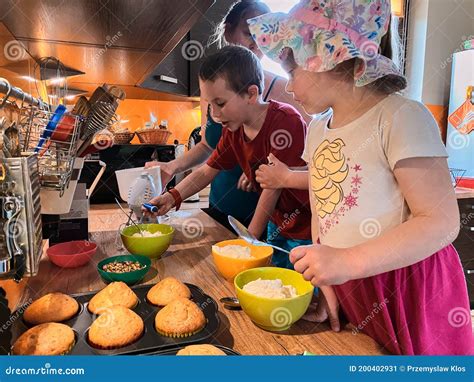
[2, 210, 385, 355]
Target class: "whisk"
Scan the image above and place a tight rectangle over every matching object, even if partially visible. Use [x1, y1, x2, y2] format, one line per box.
[81, 101, 117, 140]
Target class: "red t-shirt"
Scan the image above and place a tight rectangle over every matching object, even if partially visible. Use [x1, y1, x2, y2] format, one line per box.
[207, 100, 311, 240]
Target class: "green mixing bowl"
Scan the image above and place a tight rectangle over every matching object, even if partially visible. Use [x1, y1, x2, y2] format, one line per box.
[120, 224, 174, 259]
[234, 267, 314, 332]
[97, 254, 151, 285]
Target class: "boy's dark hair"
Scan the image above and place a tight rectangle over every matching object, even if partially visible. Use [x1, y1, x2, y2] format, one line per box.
[199, 45, 264, 95]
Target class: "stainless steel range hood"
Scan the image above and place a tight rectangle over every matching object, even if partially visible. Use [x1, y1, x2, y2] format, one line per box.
[0, 0, 214, 100]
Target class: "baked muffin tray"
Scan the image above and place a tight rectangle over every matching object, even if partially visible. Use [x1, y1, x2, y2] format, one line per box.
[10, 284, 220, 355]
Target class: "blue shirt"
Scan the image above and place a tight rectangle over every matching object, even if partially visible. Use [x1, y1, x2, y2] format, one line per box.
[205, 111, 259, 224]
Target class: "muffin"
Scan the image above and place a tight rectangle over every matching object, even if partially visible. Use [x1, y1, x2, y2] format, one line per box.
[88, 281, 138, 314]
[147, 277, 191, 306]
[155, 298, 206, 337]
[12, 323, 75, 355]
[23, 292, 79, 325]
[88, 306, 144, 349]
[176, 344, 226, 355]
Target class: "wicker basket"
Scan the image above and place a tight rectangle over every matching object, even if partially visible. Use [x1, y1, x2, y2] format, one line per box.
[136, 129, 172, 145]
[113, 132, 135, 144]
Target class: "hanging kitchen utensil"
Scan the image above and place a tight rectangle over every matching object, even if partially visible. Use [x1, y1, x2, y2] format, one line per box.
[4, 122, 21, 157]
[72, 96, 91, 117]
[105, 85, 126, 101]
[34, 104, 66, 153]
[81, 101, 116, 140]
[227, 215, 290, 254]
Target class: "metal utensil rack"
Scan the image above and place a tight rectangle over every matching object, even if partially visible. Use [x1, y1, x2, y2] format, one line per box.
[0, 78, 83, 196]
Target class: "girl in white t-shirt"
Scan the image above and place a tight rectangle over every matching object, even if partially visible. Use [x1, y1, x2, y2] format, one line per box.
[249, 0, 472, 355]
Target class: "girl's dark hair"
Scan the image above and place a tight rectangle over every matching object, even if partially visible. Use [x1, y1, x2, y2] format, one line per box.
[199, 45, 264, 95]
[210, 1, 271, 48]
[369, 16, 407, 93]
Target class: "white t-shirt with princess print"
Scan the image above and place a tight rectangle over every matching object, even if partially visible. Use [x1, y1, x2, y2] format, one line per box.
[302, 94, 448, 248]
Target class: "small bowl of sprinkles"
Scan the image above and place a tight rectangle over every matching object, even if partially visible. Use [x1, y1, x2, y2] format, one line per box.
[97, 254, 151, 285]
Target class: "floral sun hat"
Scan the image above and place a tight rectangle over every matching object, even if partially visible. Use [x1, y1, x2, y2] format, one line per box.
[247, 0, 405, 87]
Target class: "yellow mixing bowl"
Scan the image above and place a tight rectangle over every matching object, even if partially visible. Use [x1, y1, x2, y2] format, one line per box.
[234, 267, 314, 331]
[121, 224, 174, 259]
[211, 239, 273, 280]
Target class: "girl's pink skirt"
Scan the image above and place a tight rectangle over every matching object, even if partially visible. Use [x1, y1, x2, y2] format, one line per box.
[334, 244, 473, 355]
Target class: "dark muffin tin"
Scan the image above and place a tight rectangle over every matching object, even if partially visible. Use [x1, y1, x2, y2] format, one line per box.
[10, 283, 220, 355]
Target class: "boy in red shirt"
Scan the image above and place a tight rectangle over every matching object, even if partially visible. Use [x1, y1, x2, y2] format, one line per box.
[147, 46, 311, 268]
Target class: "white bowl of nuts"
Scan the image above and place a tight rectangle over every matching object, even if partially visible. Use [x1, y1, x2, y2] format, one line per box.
[97, 254, 151, 285]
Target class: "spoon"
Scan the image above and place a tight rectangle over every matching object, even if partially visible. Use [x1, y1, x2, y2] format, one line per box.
[227, 216, 290, 254]
[115, 198, 144, 236]
[219, 297, 242, 310]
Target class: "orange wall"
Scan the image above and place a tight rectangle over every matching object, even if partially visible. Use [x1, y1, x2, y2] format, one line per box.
[116, 99, 201, 145]
[426, 104, 449, 143]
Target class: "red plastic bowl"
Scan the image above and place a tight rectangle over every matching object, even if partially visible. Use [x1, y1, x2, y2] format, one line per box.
[47, 241, 97, 268]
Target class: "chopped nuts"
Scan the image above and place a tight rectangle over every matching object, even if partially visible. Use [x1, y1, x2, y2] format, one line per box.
[102, 261, 145, 273]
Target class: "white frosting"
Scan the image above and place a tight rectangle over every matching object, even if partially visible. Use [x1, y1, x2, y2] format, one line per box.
[243, 278, 298, 299]
[132, 230, 164, 238]
[213, 245, 253, 259]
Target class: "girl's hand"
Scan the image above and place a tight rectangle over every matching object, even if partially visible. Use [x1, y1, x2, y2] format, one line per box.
[237, 173, 256, 192]
[290, 244, 353, 286]
[302, 286, 340, 332]
[255, 153, 290, 189]
[142, 192, 175, 217]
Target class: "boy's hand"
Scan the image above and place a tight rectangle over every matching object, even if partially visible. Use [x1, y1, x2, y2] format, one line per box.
[237, 173, 256, 192]
[302, 286, 340, 332]
[290, 244, 352, 286]
[256, 153, 290, 189]
[142, 192, 175, 217]
[144, 161, 174, 191]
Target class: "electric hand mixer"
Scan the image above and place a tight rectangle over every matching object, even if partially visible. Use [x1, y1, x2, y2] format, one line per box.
[127, 172, 159, 223]
[115, 166, 168, 227]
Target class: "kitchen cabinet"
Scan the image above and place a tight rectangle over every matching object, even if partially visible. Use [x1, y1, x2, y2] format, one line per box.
[452, 197, 474, 308]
